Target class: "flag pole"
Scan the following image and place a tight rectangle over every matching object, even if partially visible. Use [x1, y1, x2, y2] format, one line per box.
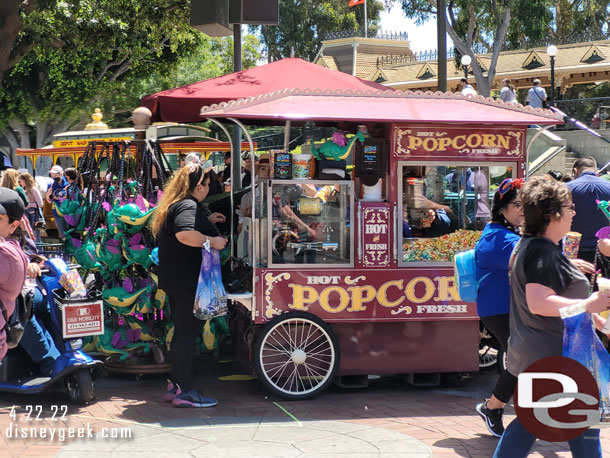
[364, 0, 368, 38]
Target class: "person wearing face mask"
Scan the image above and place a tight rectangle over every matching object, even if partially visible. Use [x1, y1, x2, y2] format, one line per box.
[151, 161, 227, 408]
[44, 165, 69, 238]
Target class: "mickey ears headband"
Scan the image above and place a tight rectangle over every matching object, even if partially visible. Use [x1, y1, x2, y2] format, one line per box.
[498, 178, 525, 199]
[185, 159, 213, 175]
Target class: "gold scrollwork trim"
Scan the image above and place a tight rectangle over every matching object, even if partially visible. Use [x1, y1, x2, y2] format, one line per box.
[391, 305, 413, 315]
[395, 128, 412, 156]
[345, 275, 366, 285]
[264, 272, 291, 319]
[506, 131, 523, 156]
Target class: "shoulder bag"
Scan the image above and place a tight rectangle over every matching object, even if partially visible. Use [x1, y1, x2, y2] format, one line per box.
[0, 287, 34, 349]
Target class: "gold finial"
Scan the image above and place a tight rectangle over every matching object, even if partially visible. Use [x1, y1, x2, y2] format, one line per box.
[84, 108, 109, 130]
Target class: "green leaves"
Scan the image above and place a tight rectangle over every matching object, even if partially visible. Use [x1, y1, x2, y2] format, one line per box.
[253, 0, 384, 62]
[0, 0, 211, 141]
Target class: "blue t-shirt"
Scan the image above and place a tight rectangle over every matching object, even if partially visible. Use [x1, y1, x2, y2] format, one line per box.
[566, 171, 610, 251]
[47, 177, 69, 203]
[475, 223, 520, 317]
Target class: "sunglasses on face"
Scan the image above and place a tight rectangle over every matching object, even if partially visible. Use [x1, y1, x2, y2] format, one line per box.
[562, 203, 576, 211]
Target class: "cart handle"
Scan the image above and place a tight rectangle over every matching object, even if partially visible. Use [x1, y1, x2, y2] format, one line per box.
[357, 201, 362, 262]
[393, 202, 398, 263]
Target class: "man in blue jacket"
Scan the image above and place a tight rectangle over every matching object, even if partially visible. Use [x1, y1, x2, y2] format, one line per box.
[566, 157, 610, 263]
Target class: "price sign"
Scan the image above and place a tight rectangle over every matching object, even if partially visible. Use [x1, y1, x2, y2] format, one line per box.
[62, 300, 104, 338]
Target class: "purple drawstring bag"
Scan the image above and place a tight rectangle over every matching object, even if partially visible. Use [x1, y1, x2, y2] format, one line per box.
[562, 312, 610, 422]
[193, 247, 227, 320]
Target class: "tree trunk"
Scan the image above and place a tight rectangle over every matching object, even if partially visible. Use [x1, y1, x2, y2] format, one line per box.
[444, 4, 511, 97]
[0, 1, 25, 86]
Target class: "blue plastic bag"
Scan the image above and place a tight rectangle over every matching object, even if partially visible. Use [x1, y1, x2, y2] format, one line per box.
[193, 247, 227, 321]
[563, 312, 610, 422]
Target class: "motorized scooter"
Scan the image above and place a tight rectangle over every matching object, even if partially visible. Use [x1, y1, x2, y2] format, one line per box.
[0, 258, 103, 404]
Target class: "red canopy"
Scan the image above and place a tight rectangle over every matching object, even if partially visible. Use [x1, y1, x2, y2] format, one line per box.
[199, 89, 564, 126]
[141, 58, 387, 123]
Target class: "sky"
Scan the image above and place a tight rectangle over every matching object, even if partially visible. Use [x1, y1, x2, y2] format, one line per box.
[379, 4, 453, 54]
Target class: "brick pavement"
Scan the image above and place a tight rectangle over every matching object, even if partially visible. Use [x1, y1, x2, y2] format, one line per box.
[0, 361, 608, 457]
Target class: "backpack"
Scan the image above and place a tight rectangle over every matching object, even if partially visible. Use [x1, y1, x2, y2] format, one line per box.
[0, 287, 34, 349]
[454, 244, 490, 302]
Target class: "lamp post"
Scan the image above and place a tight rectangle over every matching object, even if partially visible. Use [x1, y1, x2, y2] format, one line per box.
[546, 45, 558, 107]
[461, 54, 472, 81]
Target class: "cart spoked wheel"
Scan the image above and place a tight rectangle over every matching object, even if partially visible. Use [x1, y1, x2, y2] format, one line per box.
[254, 311, 340, 400]
[65, 369, 94, 404]
[498, 349, 508, 374]
[478, 345, 498, 369]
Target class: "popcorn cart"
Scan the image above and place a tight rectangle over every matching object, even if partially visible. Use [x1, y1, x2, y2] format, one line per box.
[201, 89, 562, 400]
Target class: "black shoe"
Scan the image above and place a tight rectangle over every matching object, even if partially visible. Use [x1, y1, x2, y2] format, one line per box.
[172, 388, 218, 408]
[476, 400, 504, 437]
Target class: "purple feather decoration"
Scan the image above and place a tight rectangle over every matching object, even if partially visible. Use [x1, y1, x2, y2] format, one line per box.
[122, 277, 134, 294]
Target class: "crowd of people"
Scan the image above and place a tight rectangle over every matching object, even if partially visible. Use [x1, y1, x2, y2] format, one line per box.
[471, 157, 610, 457]
[3, 149, 610, 456]
[458, 77, 551, 109]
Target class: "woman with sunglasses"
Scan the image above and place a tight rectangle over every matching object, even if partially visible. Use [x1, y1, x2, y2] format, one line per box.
[494, 176, 610, 457]
[151, 161, 227, 408]
[474, 178, 525, 437]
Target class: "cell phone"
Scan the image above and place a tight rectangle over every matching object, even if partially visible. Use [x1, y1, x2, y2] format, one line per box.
[30, 254, 45, 264]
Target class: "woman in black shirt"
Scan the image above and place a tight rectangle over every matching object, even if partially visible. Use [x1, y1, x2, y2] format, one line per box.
[151, 162, 227, 408]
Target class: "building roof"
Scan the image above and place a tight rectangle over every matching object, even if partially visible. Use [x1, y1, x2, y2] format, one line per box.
[314, 36, 416, 80]
[372, 40, 610, 91]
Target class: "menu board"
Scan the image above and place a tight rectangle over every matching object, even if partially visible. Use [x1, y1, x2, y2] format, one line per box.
[355, 138, 387, 186]
[361, 144, 381, 174]
[273, 151, 292, 179]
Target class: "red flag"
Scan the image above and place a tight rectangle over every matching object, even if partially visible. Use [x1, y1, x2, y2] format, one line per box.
[348, 0, 365, 6]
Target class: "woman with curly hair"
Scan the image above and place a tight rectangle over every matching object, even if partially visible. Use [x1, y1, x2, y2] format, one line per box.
[151, 161, 227, 408]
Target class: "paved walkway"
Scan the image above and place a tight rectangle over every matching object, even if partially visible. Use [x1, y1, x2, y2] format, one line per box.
[1, 358, 609, 457]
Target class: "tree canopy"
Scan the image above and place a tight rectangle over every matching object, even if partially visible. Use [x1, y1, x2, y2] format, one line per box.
[399, 0, 610, 96]
[253, 0, 385, 62]
[0, 1, 208, 161]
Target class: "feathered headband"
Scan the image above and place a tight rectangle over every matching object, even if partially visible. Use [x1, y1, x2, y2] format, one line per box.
[498, 178, 525, 199]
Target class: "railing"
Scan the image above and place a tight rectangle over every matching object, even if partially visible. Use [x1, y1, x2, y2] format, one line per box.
[501, 30, 608, 52]
[251, 126, 336, 151]
[323, 28, 607, 48]
[553, 97, 610, 131]
[323, 30, 408, 41]
[374, 31, 608, 68]
[377, 49, 458, 66]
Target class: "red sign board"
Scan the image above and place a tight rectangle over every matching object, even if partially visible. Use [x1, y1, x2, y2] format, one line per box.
[62, 300, 104, 338]
[258, 268, 477, 323]
[360, 203, 391, 268]
[394, 126, 525, 160]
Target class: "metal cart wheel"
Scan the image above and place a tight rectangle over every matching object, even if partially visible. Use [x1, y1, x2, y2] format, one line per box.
[254, 311, 340, 400]
[497, 349, 508, 374]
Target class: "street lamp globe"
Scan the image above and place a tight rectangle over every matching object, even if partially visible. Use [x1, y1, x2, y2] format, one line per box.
[461, 55, 472, 66]
[546, 45, 558, 57]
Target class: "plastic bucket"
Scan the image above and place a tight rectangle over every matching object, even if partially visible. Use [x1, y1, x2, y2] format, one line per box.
[292, 154, 313, 179]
